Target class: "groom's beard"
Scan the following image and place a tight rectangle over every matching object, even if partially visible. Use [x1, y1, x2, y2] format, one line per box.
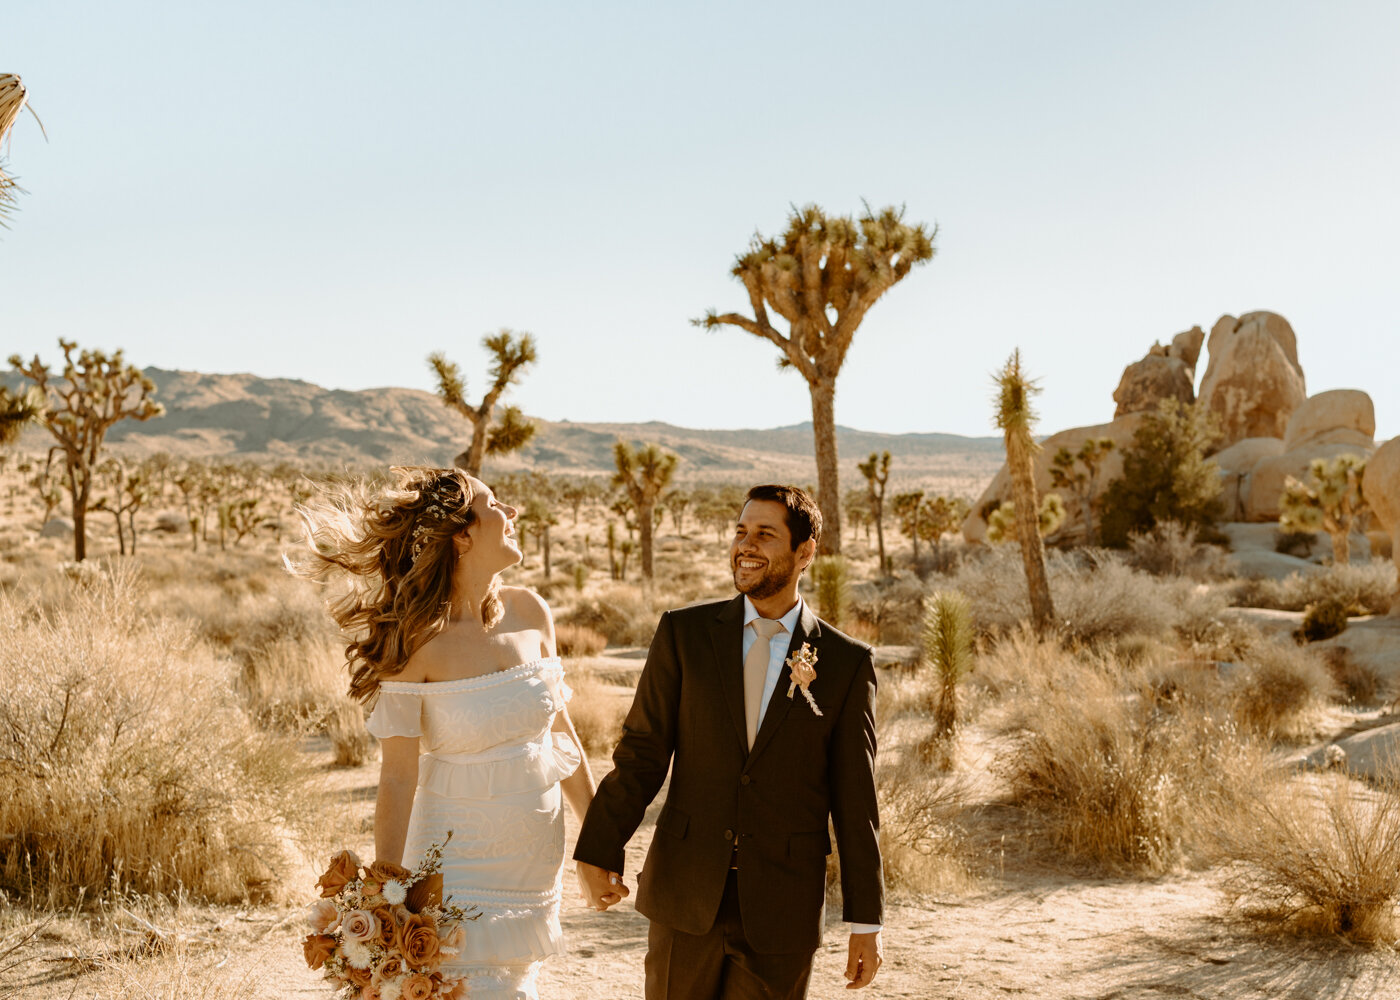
[732, 549, 798, 600]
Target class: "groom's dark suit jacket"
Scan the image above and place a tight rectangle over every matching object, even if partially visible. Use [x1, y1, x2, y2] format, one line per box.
[574, 595, 882, 955]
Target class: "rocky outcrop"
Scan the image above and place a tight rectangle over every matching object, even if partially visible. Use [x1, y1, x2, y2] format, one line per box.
[1283, 389, 1376, 452]
[1246, 442, 1374, 522]
[1214, 437, 1286, 521]
[1364, 436, 1400, 614]
[961, 414, 1143, 544]
[1112, 326, 1204, 418]
[1198, 312, 1306, 448]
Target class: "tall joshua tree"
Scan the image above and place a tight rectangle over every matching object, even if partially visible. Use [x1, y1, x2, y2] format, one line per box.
[429, 330, 538, 477]
[697, 203, 936, 555]
[994, 351, 1056, 635]
[10, 340, 164, 561]
[857, 450, 892, 576]
[612, 441, 677, 580]
[1280, 454, 1368, 566]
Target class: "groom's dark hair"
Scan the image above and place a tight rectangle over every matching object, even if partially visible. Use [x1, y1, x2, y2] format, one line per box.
[744, 484, 822, 550]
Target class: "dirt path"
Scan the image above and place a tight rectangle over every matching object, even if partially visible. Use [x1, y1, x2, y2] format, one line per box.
[13, 754, 1400, 1000]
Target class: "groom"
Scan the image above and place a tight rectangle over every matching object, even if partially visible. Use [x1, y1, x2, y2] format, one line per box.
[575, 484, 883, 999]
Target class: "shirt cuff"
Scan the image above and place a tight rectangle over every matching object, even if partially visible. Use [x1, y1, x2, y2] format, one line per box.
[848, 923, 882, 935]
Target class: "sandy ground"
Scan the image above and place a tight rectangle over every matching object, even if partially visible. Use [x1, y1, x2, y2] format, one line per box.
[10, 742, 1400, 1000]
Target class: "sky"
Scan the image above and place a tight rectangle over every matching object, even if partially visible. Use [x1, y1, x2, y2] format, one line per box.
[4, 1, 1398, 441]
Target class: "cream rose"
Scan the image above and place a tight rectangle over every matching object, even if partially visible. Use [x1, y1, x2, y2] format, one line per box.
[341, 909, 379, 945]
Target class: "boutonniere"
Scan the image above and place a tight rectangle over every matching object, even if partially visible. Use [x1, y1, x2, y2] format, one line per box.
[785, 643, 823, 716]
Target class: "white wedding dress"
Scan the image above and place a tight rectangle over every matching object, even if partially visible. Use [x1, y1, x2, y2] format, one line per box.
[367, 656, 580, 1000]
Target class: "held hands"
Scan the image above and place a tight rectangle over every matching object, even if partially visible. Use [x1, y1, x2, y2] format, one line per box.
[576, 860, 629, 912]
[845, 931, 882, 989]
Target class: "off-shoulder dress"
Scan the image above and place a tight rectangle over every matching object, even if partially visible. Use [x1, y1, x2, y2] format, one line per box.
[366, 656, 580, 1000]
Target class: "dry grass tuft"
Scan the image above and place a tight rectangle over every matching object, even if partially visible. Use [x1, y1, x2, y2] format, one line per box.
[556, 622, 608, 657]
[566, 670, 628, 757]
[1222, 770, 1400, 943]
[875, 752, 977, 897]
[1225, 641, 1335, 741]
[992, 636, 1266, 873]
[562, 583, 662, 646]
[0, 563, 317, 906]
[1230, 559, 1395, 616]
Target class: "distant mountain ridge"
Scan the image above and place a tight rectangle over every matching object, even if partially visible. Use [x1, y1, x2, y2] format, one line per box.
[6, 368, 1003, 495]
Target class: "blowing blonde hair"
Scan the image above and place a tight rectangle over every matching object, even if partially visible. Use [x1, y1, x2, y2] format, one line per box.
[291, 466, 504, 703]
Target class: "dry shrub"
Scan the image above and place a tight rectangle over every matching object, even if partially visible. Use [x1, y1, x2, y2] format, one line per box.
[556, 622, 608, 657]
[849, 575, 926, 644]
[1226, 640, 1334, 741]
[1222, 770, 1400, 943]
[994, 638, 1264, 872]
[875, 754, 975, 897]
[562, 583, 660, 646]
[1321, 646, 1386, 706]
[325, 698, 375, 767]
[0, 566, 314, 905]
[1230, 559, 1394, 615]
[948, 547, 1219, 646]
[1127, 520, 1233, 581]
[567, 670, 627, 757]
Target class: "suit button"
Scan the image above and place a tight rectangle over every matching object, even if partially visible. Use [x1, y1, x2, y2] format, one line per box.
[724, 829, 734, 841]
[741, 775, 751, 786]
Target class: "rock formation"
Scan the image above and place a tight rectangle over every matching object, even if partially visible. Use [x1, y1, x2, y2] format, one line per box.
[1364, 435, 1400, 614]
[1111, 326, 1204, 418]
[1197, 312, 1306, 448]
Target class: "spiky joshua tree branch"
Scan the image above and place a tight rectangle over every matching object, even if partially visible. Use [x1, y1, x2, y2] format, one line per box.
[430, 330, 538, 477]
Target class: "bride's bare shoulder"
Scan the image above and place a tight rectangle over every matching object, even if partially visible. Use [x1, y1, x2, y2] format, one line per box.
[499, 585, 554, 630]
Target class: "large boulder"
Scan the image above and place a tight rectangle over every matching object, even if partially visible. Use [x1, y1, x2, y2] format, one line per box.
[1364, 436, 1400, 614]
[1112, 346, 1194, 417]
[1282, 389, 1376, 451]
[961, 414, 1143, 544]
[1245, 442, 1374, 522]
[1213, 437, 1285, 521]
[39, 517, 74, 539]
[1197, 312, 1307, 448]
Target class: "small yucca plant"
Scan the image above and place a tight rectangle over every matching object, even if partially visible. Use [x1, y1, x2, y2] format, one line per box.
[810, 554, 851, 628]
[920, 589, 975, 760]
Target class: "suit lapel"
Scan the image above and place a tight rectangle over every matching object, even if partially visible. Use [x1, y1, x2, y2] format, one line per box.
[748, 603, 822, 763]
[708, 595, 749, 754]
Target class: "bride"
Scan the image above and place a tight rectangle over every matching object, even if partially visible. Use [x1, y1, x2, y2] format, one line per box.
[296, 467, 623, 1000]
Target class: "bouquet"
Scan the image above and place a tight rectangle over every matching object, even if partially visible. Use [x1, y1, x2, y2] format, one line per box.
[303, 836, 476, 1000]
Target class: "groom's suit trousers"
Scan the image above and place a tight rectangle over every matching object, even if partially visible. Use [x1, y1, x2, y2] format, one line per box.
[575, 594, 882, 984]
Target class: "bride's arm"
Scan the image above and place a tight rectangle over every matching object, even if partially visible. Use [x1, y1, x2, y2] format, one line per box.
[374, 736, 419, 865]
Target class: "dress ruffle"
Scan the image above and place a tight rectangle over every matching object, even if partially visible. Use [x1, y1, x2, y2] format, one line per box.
[418, 731, 581, 799]
[446, 889, 566, 968]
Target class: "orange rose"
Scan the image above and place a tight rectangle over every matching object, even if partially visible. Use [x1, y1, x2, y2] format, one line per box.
[368, 860, 411, 884]
[302, 933, 337, 970]
[316, 849, 362, 898]
[373, 955, 404, 985]
[372, 905, 398, 948]
[400, 973, 434, 1000]
[406, 871, 442, 913]
[395, 909, 441, 970]
[346, 964, 374, 988]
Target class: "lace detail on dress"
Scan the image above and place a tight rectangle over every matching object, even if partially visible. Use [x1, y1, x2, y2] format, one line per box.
[453, 961, 542, 1000]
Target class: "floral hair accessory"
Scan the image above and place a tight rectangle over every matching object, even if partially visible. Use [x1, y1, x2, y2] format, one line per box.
[410, 478, 466, 560]
[785, 643, 822, 716]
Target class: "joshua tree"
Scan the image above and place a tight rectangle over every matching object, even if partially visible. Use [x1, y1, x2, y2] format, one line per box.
[994, 351, 1056, 635]
[843, 487, 873, 543]
[9, 341, 164, 561]
[1280, 454, 1369, 566]
[919, 494, 970, 572]
[985, 495, 1067, 544]
[0, 386, 43, 447]
[429, 330, 538, 477]
[612, 441, 677, 580]
[0, 74, 44, 230]
[920, 589, 975, 763]
[697, 204, 936, 555]
[857, 451, 892, 577]
[892, 489, 926, 564]
[172, 461, 206, 551]
[92, 457, 154, 555]
[606, 522, 619, 580]
[1049, 438, 1116, 545]
[663, 488, 690, 538]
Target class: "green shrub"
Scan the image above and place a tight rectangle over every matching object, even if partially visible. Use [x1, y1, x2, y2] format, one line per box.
[809, 555, 851, 627]
[1099, 399, 1223, 547]
[562, 583, 660, 646]
[1297, 597, 1350, 643]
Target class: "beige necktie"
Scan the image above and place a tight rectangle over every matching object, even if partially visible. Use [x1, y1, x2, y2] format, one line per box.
[745, 618, 786, 749]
